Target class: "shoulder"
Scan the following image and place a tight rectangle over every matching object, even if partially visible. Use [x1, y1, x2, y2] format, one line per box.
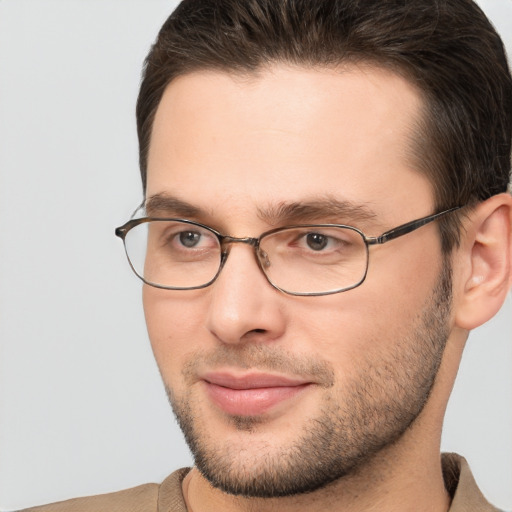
[18, 484, 159, 512]
[17, 468, 191, 512]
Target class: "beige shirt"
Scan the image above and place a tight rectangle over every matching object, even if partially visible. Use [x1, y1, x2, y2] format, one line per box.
[20, 453, 502, 512]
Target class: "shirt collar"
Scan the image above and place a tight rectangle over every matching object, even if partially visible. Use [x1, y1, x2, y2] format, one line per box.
[443, 453, 501, 512]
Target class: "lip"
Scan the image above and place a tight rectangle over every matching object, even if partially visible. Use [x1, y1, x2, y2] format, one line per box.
[201, 372, 312, 416]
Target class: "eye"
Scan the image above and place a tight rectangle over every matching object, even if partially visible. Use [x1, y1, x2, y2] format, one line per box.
[261, 226, 361, 263]
[156, 222, 218, 252]
[179, 230, 202, 248]
[305, 233, 329, 251]
[293, 228, 355, 255]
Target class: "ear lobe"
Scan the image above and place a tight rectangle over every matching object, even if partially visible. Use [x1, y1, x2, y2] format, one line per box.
[454, 193, 512, 330]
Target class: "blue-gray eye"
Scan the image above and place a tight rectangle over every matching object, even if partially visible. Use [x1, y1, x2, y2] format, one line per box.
[179, 231, 201, 247]
[306, 233, 329, 251]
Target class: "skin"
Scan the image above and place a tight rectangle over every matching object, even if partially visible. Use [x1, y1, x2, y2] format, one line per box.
[142, 65, 512, 512]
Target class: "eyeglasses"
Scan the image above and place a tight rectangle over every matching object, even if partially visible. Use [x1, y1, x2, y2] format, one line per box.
[115, 207, 461, 296]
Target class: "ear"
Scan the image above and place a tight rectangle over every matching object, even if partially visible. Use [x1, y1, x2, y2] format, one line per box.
[454, 193, 512, 330]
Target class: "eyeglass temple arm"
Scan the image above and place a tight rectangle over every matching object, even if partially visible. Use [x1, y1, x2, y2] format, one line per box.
[115, 218, 154, 240]
[365, 206, 462, 245]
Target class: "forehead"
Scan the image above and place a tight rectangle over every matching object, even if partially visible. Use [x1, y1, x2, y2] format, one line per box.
[146, 65, 432, 226]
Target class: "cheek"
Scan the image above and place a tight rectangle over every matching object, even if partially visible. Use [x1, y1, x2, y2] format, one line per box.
[363, 236, 442, 321]
[291, 247, 442, 363]
[143, 286, 207, 382]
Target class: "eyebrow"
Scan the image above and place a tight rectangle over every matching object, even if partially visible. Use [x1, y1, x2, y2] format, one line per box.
[144, 193, 378, 227]
[145, 193, 209, 218]
[257, 197, 378, 226]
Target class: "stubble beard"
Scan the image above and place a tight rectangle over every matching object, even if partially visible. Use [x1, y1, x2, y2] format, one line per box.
[165, 263, 452, 498]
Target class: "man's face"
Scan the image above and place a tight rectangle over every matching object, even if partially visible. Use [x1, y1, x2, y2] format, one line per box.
[143, 65, 452, 496]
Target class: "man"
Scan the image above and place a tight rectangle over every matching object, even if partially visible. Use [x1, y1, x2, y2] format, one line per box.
[22, 0, 511, 510]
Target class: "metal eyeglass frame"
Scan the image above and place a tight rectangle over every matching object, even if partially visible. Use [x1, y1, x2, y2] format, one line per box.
[115, 206, 462, 296]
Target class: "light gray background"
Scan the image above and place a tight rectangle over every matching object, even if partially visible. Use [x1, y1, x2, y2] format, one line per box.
[0, 1, 511, 510]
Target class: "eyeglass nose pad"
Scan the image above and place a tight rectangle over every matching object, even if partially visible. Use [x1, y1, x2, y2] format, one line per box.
[258, 249, 271, 268]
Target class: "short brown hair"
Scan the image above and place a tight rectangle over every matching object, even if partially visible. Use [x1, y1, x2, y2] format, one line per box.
[137, 0, 512, 252]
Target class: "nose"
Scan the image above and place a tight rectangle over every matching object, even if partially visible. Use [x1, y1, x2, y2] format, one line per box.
[205, 242, 286, 346]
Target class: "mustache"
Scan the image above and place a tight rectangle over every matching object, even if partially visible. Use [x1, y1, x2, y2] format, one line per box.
[181, 344, 335, 388]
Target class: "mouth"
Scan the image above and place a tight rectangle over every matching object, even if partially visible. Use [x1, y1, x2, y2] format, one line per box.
[201, 372, 313, 416]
